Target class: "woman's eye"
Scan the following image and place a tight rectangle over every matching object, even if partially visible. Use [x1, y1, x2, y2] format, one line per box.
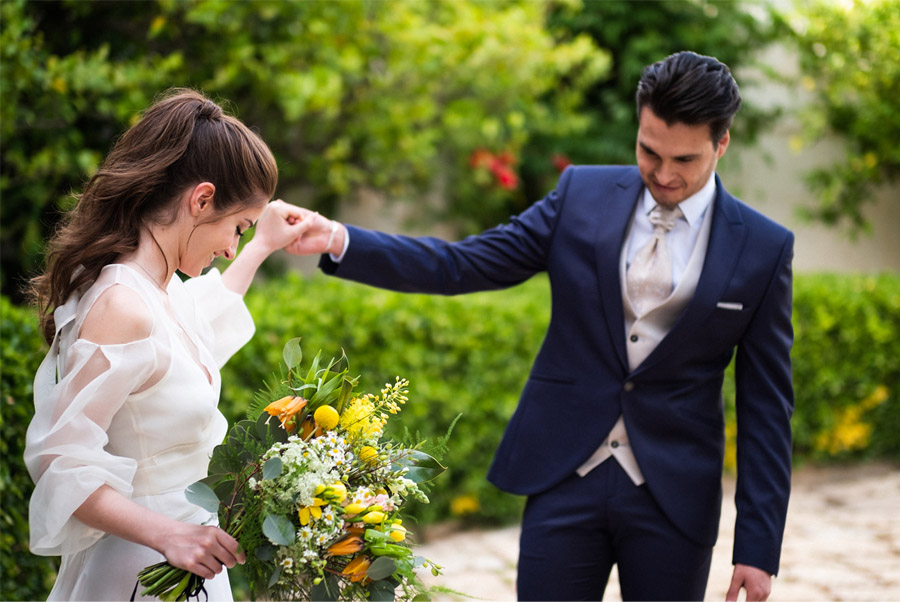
[236, 226, 245, 238]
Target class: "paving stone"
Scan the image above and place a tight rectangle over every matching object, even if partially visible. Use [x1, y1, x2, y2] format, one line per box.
[416, 462, 900, 601]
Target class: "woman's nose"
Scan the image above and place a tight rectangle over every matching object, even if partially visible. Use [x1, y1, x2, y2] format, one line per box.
[223, 239, 238, 260]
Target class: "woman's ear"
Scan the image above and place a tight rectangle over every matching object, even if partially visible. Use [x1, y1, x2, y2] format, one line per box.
[188, 182, 217, 217]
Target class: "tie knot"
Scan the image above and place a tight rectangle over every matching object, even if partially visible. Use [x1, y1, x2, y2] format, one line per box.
[648, 205, 682, 233]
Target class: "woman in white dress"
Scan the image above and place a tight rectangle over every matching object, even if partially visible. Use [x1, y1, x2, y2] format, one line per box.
[25, 89, 315, 600]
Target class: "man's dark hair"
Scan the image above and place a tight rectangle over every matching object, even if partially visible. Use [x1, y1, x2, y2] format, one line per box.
[636, 51, 742, 145]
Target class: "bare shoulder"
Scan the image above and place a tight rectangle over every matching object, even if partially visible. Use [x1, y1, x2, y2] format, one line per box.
[79, 284, 153, 345]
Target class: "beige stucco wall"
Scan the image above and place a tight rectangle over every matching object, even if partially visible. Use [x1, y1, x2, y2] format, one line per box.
[722, 45, 899, 274]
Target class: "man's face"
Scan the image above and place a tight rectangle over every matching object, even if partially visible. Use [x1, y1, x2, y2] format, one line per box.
[635, 107, 729, 208]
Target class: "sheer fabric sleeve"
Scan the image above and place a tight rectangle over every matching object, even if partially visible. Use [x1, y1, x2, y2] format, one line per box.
[180, 268, 254, 367]
[24, 337, 156, 556]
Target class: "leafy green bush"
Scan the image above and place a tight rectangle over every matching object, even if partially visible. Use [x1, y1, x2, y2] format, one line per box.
[789, 273, 900, 460]
[0, 297, 57, 601]
[2, 272, 898, 599]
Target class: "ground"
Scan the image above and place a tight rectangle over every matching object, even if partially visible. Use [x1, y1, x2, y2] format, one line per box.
[416, 461, 900, 601]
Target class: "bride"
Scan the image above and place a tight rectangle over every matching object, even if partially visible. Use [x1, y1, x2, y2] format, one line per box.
[25, 89, 312, 600]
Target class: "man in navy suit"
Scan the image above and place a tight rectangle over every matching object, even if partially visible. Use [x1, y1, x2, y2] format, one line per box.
[287, 51, 793, 601]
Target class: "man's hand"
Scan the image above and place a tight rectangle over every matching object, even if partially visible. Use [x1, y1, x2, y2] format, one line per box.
[283, 209, 347, 257]
[726, 563, 772, 601]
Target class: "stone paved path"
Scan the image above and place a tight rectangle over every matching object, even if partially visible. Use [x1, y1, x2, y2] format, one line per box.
[415, 462, 900, 601]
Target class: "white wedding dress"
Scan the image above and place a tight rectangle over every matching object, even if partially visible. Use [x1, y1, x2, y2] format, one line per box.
[25, 264, 254, 601]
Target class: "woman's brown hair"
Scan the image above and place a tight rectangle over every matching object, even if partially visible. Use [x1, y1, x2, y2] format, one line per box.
[30, 88, 278, 343]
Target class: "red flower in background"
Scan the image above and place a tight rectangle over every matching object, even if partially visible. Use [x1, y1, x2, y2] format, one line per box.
[469, 148, 519, 191]
[552, 153, 572, 173]
[491, 163, 519, 190]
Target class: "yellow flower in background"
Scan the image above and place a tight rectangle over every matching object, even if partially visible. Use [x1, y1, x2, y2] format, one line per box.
[450, 494, 480, 516]
[815, 385, 890, 456]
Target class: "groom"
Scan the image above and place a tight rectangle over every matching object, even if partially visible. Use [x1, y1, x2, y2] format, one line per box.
[288, 51, 793, 601]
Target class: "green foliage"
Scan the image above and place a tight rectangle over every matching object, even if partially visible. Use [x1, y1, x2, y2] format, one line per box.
[780, 0, 900, 233]
[0, 0, 606, 299]
[0, 0, 182, 302]
[0, 297, 57, 600]
[788, 273, 900, 460]
[3, 273, 898, 598]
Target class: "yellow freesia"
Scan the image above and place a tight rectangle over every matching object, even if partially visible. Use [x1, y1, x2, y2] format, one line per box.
[298, 497, 326, 525]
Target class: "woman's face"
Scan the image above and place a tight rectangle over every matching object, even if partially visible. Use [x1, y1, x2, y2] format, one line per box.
[179, 198, 266, 277]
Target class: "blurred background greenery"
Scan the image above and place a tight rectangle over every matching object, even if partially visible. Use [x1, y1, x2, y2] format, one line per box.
[2, 0, 898, 599]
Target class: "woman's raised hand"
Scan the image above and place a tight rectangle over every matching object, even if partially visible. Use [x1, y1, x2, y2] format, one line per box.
[248, 199, 313, 255]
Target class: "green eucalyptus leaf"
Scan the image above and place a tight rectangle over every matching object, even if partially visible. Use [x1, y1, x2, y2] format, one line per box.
[310, 575, 340, 601]
[366, 556, 396, 581]
[282, 337, 303, 370]
[255, 544, 275, 561]
[266, 565, 282, 588]
[262, 514, 295, 546]
[185, 481, 220, 513]
[262, 456, 282, 480]
[368, 579, 397, 602]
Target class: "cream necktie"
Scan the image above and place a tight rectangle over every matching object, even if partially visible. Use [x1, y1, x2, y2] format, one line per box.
[627, 204, 682, 316]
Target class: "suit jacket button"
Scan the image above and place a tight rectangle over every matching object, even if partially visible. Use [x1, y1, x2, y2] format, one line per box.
[623, 381, 635, 392]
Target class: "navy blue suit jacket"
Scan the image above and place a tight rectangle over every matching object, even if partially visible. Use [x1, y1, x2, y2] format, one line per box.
[320, 165, 794, 575]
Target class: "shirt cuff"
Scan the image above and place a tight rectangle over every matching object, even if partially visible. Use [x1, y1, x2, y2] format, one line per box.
[329, 226, 351, 263]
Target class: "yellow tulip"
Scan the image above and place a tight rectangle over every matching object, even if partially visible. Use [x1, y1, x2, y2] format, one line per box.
[388, 524, 407, 542]
[314, 405, 340, 430]
[362, 511, 385, 524]
[343, 503, 367, 516]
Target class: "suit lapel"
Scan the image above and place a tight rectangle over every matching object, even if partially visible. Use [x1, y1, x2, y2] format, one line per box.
[593, 170, 643, 373]
[632, 177, 748, 376]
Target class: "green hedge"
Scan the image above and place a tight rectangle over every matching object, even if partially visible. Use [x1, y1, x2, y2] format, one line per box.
[2, 272, 898, 600]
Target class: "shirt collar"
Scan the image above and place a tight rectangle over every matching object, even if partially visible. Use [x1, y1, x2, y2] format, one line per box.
[641, 171, 716, 227]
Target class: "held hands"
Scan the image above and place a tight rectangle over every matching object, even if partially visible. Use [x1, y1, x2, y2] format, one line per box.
[244, 199, 313, 257]
[159, 522, 244, 580]
[281, 208, 347, 257]
[726, 563, 772, 601]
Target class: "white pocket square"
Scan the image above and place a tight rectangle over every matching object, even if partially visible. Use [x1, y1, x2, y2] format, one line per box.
[716, 301, 743, 311]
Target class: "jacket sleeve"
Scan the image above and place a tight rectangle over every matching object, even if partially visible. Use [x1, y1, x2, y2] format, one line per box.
[319, 167, 576, 295]
[732, 231, 795, 575]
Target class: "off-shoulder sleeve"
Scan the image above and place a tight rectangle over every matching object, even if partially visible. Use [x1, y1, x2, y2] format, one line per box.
[180, 268, 255, 367]
[24, 337, 156, 556]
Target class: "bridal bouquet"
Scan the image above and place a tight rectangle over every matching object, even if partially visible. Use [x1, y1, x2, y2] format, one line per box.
[137, 338, 450, 601]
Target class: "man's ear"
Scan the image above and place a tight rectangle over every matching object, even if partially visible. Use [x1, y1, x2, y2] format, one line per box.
[187, 182, 217, 217]
[716, 130, 731, 159]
